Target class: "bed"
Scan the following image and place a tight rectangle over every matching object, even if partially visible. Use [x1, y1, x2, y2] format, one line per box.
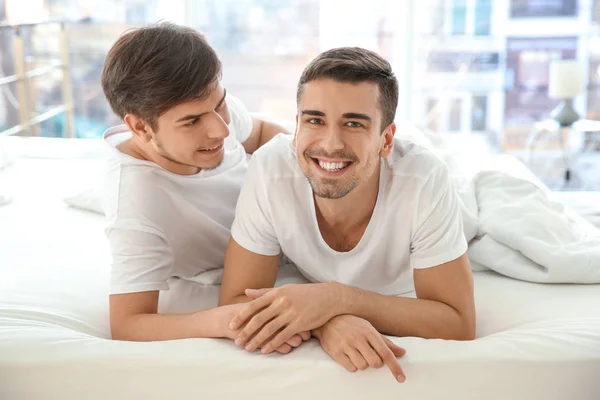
[1, 137, 599, 400]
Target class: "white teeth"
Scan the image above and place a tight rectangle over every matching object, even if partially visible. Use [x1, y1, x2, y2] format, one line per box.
[318, 160, 348, 171]
[202, 144, 219, 151]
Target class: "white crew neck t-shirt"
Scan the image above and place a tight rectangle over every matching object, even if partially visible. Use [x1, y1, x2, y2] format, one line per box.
[104, 94, 253, 294]
[231, 134, 468, 296]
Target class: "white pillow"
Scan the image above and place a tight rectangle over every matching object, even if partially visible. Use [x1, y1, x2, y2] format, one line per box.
[0, 144, 14, 207]
[0, 192, 11, 206]
[0, 145, 12, 169]
[64, 186, 104, 215]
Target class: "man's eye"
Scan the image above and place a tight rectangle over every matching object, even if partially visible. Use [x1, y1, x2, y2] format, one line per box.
[308, 118, 322, 124]
[184, 118, 199, 127]
[346, 121, 363, 128]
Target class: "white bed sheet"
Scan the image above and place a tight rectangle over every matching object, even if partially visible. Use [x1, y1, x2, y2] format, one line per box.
[1, 138, 600, 400]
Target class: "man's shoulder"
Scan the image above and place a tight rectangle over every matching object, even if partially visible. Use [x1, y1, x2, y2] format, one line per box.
[247, 133, 300, 180]
[104, 155, 175, 226]
[387, 137, 449, 183]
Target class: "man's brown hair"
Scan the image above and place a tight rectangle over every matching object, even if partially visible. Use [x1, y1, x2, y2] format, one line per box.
[101, 22, 222, 131]
[297, 47, 398, 129]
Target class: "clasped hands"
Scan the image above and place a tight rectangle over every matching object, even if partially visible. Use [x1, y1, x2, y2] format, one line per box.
[226, 283, 406, 383]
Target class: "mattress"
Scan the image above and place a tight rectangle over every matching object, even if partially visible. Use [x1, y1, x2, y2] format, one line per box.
[1, 137, 599, 400]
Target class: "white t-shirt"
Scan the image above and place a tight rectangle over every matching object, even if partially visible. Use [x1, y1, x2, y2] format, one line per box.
[104, 94, 253, 294]
[231, 134, 468, 296]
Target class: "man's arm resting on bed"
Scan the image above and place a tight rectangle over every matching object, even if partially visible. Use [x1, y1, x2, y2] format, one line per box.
[232, 253, 476, 352]
[334, 253, 476, 340]
[109, 291, 238, 341]
[242, 117, 291, 154]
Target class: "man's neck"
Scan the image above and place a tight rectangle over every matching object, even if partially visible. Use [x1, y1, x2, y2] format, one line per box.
[314, 165, 380, 233]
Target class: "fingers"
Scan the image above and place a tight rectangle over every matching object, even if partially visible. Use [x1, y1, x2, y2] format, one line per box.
[355, 340, 384, 369]
[234, 303, 281, 347]
[345, 347, 369, 371]
[243, 317, 287, 352]
[259, 333, 303, 353]
[369, 335, 406, 383]
[229, 295, 271, 331]
[245, 288, 273, 299]
[299, 330, 311, 341]
[383, 337, 407, 358]
[286, 334, 303, 348]
[274, 343, 293, 354]
[240, 329, 298, 355]
[261, 325, 296, 354]
[332, 352, 357, 373]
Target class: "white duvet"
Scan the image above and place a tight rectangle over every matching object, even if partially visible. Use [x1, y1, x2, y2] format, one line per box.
[408, 129, 600, 284]
[466, 165, 600, 283]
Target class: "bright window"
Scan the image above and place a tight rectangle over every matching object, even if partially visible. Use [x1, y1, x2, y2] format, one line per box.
[0, 0, 599, 189]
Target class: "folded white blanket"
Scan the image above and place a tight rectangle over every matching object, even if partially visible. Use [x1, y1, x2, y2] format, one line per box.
[466, 161, 600, 283]
[552, 191, 600, 229]
[415, 129, 600, 284]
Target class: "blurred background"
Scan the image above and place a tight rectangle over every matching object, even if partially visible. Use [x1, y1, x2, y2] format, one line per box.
[1, 0, 600, 190]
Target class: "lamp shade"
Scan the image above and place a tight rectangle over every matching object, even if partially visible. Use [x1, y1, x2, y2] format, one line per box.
[548, 59, 584, 99]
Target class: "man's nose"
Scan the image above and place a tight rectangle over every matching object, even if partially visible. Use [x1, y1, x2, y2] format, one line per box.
[206, 112, 230, 139]
[322, 125, 345, 152]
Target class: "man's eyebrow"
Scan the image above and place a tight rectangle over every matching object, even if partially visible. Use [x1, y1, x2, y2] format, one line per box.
[342, 112, 372, 123]
[175, 113, 206, 123]
[216, 88, 227, 109]
[300, 109, 326, 117]
[175, 89, 227, 123]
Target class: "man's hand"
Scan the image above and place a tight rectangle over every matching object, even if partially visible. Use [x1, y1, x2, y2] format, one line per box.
[218, 303, 310, 354]
[313, 315, 407, 383]
[230, 283, 339, 354]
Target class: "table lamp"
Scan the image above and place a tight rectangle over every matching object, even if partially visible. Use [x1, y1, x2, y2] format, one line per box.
[548, 59, 584, 127]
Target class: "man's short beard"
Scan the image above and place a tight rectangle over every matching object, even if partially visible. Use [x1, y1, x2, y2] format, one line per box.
[155, 137, 220, 171]
[307, 175, 359, 199]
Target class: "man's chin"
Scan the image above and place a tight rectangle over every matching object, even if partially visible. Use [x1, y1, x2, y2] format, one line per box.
[307, 177, 357, 200]
[198, 158, 224, 171]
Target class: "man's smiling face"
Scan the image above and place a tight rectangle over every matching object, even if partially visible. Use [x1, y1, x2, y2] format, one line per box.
[294, 78, 390, 199]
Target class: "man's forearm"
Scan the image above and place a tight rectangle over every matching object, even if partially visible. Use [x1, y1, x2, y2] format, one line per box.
[226, 294, 252, 305]
[111, 308, 224, 342]
[332, 283, 474, 340]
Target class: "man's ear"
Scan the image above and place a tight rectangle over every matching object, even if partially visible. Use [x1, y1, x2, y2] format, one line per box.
[379, 122, 396, 158]
[124, 114, 152, 143]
